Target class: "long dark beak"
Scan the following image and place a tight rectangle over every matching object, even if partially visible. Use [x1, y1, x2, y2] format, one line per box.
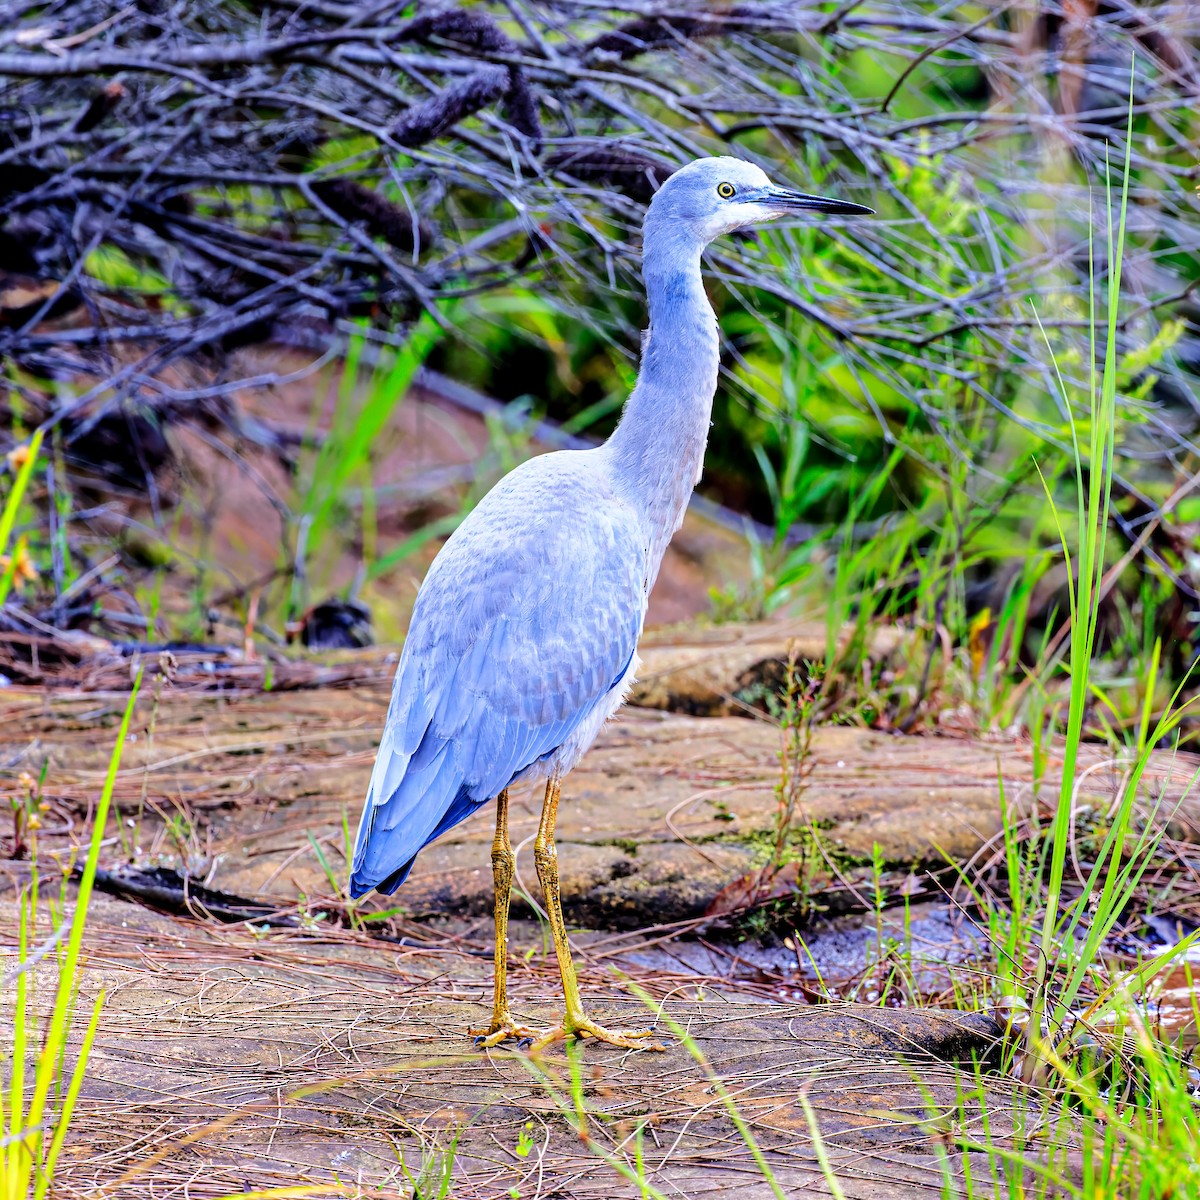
[758, 186, 873, 216]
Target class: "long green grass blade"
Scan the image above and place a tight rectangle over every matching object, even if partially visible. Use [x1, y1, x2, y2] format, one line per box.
[0, 428, 43, 557]
[22, 670, 142, 1177]
[0, 430, 44, 609]
[33, 991, 105, 1199]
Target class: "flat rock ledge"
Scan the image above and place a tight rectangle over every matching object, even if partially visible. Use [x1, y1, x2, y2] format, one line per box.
[4, 677, 1195, 928]
[2, 893, 1023, 1200]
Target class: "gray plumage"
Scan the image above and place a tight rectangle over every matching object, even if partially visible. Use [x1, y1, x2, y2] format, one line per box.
[351, 157, 870, 898]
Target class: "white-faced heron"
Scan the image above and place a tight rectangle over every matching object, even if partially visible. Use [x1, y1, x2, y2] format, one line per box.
[351, 156, 871, 1052]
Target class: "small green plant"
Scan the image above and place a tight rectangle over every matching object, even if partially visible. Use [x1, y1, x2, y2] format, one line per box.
[759, 650, 819, 905]
[6, 768, 45, 861]
[513, 1121, 534, 1158]
[396, 1123, 459, 1199]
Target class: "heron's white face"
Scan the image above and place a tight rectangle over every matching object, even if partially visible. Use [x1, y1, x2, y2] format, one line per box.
[646, 156, 871, 246]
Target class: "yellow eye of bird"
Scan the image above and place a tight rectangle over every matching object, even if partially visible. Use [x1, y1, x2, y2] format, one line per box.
[716, 182, 736, 199]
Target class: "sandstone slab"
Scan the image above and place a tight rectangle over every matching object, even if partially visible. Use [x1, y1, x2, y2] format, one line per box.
[2, 681, 1195, 928]
[630, 618, 901, 715]
[2, 892, 1027, 1199]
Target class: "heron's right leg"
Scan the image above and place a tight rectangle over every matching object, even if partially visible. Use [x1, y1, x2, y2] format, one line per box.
[528, 774, 663, 1054]
[471, 789, 534, 1047]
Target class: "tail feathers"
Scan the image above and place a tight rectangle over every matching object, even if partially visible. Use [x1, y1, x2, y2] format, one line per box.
[423, 783, 487, 846]
[350, 855, 415, 898]
[350, 737, 483, 898]
[348, 779, 483, 897]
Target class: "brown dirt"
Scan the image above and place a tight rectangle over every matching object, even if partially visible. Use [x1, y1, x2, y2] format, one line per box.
[160, 349, 751, 641]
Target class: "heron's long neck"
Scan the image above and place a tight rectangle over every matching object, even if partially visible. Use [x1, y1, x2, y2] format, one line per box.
[607, 233, 719, 581]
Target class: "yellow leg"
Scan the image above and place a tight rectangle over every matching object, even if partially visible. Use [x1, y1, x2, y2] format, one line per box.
[471, 790, 536, 1047]
[528, 774, 663, 1055]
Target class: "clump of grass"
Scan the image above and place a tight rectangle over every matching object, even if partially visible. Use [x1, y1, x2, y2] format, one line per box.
[2, 674, 141, 1197]
[2, 430, 153, 1194]
[901, 87, 1200, 1199]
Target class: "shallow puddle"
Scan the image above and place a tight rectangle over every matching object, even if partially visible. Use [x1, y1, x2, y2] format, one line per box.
[619, 900, 985, 1004]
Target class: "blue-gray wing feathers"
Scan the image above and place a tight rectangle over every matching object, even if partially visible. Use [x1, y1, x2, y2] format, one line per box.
[350, 452, 645, 897]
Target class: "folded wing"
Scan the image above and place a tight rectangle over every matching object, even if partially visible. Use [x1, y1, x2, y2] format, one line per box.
[350, 457, 645, 896]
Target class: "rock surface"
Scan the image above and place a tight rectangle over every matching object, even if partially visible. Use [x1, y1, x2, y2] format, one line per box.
[1, 892, 1024, 1199]
[630, 619, 901, 714]
[4, 629, 1182, 1198]
[3, 665, 1196, 928]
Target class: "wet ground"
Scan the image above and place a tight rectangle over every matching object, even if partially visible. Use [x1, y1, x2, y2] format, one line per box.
[623, 901, 986, 1001]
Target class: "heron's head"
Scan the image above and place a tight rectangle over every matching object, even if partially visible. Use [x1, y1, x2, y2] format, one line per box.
[645, 156, 871, 246]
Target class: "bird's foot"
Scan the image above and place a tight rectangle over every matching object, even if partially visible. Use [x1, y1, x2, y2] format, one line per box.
[471, 1013, 537, 1049]
[526, 1013, 665, 1055]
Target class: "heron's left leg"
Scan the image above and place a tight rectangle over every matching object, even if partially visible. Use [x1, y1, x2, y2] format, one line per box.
[528, 774, 663, 1054]
[471, 789, 535, 1047]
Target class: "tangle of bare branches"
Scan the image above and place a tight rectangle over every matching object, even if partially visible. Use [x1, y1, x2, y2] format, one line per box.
[0, 0, 1198, 654]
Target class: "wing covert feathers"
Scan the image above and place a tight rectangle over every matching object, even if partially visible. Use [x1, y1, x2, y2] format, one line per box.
[350, 452, 645, 897]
